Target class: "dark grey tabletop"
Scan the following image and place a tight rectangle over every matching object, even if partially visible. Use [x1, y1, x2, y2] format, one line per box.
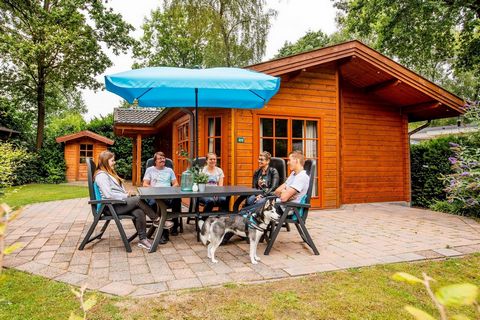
[137, 186, 262, 199]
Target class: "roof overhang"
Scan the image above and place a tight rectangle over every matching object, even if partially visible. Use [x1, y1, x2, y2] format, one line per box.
[248, 40, 465, 121]
[56, 130, 114, 145]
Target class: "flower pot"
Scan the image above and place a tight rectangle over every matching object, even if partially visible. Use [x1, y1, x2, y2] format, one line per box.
[198, 183, 206, 192]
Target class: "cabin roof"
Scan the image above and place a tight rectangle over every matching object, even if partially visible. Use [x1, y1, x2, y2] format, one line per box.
[248, 40, 465, 121]
[56, 130, 114, 145]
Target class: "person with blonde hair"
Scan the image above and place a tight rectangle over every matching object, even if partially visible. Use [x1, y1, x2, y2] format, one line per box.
[199, 152, 229, 212]
[94, 151, 158, 250]
[274, 150, 309, 205]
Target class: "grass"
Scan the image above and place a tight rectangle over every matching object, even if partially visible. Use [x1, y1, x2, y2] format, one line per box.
[0, 183, 88, 208]
[1, 254, 479, 319]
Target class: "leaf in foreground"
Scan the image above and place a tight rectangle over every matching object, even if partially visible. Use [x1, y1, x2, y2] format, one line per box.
[392, 272, 424, 284]
[404, 305, 436, 320]
[435, 283, 478, 307]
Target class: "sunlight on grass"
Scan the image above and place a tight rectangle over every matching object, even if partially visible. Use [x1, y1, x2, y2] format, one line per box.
[0, 184, 88, 208]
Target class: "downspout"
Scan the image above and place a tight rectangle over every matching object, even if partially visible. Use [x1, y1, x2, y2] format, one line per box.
[408, 120, 431, 136]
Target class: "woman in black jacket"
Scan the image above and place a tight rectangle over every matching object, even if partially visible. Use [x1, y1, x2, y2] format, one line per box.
[246, 151, 280, 206]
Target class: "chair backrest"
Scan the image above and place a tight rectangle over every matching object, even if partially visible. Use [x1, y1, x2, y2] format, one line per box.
[269, 157, 286, 185]
[145, 157, 174, 170]
[303, 159, 316, 205]
[192, 157, 206, 168]
[87, 158, 97, 202]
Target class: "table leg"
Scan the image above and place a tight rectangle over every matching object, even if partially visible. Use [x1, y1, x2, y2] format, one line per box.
[149, 199, 168, 253]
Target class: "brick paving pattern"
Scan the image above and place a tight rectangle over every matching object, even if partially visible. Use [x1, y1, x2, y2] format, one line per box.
[4, 199, 480, 296]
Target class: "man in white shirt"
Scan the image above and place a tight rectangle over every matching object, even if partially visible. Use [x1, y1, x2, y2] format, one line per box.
[274, 150, 310, 208]
[143, 151, 181, 236]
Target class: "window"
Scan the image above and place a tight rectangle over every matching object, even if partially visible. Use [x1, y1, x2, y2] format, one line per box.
[79, 144, 93, 163]
[207, 117, 222, 166]
[260, 117, 319, 197]
[176, 120, 190, 175]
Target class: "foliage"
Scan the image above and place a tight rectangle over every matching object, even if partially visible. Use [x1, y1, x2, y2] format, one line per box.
[0, 1, 135, 149]
[334, 0, 480, 101]
[410, 136, 460, 207]
[275, 30, 333, 58]
[70, 284, 97, 320]
[86, 114, 155, 180]
[0, 203, 22, 276]
[135, 0, 276, 68]
[0, 142, 40, 191]
[0, 184, 87, 209]
[437, 102, 480, 217]
[393, 271, 480, 319]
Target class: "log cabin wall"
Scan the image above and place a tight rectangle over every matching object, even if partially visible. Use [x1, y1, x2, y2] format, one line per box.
[340, 82, 410, 204]
[236, 65, 340, 209]
[64, 138, 109, 182]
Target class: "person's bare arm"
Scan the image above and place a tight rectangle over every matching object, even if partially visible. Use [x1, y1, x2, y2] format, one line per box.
[171, 179, 179, 187]
[218, 177, 224, 186]
[274, 183, 286, 197]
[279, 186, 298, 202]
[143, 179, 151, 187]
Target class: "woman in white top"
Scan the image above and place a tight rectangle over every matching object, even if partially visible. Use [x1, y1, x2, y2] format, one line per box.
[199, 152, 229, 212]
[94, 151, 158, 250]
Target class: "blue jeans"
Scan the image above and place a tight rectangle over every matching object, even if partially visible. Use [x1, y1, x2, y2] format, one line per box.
[199, 196, 228, 212]
[246, 194, 267, 206]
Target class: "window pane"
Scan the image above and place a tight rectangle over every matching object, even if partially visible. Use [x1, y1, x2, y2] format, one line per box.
[275, 119, 287, 137]
[215, 138, 221, 157]
[292, 139, 303, 152]
[305, 140, 317, 158]
[208, 138, 214, 153]
[292, 120, 304, 138]
[80, 144, 86, 151]
[261, 118, 273, 137]
[275, 139, 288, 157]
[86, 144, 93, 150]
[215, 118, 221, 136]
[261, 139, 273, 154]
[86, 151, 93, 157]
[306, 121, 317, 138]
[79, 157, 86, 163]
[208, 118, 215, 136]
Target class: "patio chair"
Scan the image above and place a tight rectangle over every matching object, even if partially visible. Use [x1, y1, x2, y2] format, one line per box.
[79, 159, 138, 252]
[264, 159, 319, 255]
[267, 157, 290, 232]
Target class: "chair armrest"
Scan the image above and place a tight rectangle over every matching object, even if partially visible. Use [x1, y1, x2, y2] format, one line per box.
[283, 201, 310, 208]
[89, 199, 127, 205]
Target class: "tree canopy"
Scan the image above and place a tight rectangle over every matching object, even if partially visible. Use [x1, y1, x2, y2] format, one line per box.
[334, 0, 480, 101]
[275, 30, 336, 58]
[134, 0, 276, 68]
[0, 1, 135, 149]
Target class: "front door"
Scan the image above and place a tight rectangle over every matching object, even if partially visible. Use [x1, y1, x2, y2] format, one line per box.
[78, 143, 93, 181]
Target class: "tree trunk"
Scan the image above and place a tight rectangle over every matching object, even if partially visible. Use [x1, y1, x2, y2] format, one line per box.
[36, 73, 46, 150]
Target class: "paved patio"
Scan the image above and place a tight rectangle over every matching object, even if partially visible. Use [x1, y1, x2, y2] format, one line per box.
[4, 199, 480, 297]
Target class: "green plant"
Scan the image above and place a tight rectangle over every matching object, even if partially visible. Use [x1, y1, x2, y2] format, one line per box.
[70, 283, 97, 320]
[194, 171, 209, 184]
[0, 203, 23, 275]
[392, 272, 480, 320]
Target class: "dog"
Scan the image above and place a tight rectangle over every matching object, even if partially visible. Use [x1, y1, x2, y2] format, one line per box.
[198, 199, 279, 264]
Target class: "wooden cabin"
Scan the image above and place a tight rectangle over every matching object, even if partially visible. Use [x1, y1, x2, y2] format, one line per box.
[56, 130, 114, 181]
[114, 41, 465, 209]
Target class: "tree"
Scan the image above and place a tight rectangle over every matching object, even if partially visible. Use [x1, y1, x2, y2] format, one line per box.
[334, 0, 480, 101]
[135, 0, 276, 68]
[0, 1, 135, 150]
[275, 30, 334, 58]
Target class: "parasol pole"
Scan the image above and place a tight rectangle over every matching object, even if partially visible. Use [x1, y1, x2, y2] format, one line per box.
[194, 88, 199, 159]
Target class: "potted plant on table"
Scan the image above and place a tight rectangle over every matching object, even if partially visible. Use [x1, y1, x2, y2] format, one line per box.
[194, 171, 209, 192]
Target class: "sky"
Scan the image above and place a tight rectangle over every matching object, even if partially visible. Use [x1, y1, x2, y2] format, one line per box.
[82, 0, 338, 119]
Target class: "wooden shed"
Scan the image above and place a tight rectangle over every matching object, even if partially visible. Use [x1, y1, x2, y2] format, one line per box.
[56, 130, 114, 181]
[113, 41, 465, 209]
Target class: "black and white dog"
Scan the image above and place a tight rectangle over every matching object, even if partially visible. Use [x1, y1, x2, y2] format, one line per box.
[198, 199, 279, 264]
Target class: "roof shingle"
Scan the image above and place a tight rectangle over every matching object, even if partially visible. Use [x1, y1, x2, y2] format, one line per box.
[114, 108, 163, 125]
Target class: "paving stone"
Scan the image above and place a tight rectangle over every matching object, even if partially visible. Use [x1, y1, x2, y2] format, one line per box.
[167, 278, 202, 290]
[100, 281, 137, 296]
[54, 272, 89, 285]
[131, 273, 155, 285]
[199, 274, 233, 286]
[139, 282, 168, 294]
[433, 248, 463, 257]
[16, 261, 48, 273]
[228, 271, 264, 282]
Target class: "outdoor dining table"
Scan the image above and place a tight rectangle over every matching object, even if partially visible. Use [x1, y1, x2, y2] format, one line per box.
[137, 185, 263, 252]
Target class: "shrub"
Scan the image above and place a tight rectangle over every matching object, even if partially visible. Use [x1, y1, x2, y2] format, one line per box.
[410, 136, 460, 207]
[0, 142, 40, 191]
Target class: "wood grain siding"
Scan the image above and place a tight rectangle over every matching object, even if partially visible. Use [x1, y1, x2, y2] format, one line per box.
[341, 83, 407, 204]
[249, 66, 339, 209]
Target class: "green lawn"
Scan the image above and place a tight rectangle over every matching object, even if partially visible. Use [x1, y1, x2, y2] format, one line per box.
[1, 254, 479, 319]
[0, 183, 88, 208]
